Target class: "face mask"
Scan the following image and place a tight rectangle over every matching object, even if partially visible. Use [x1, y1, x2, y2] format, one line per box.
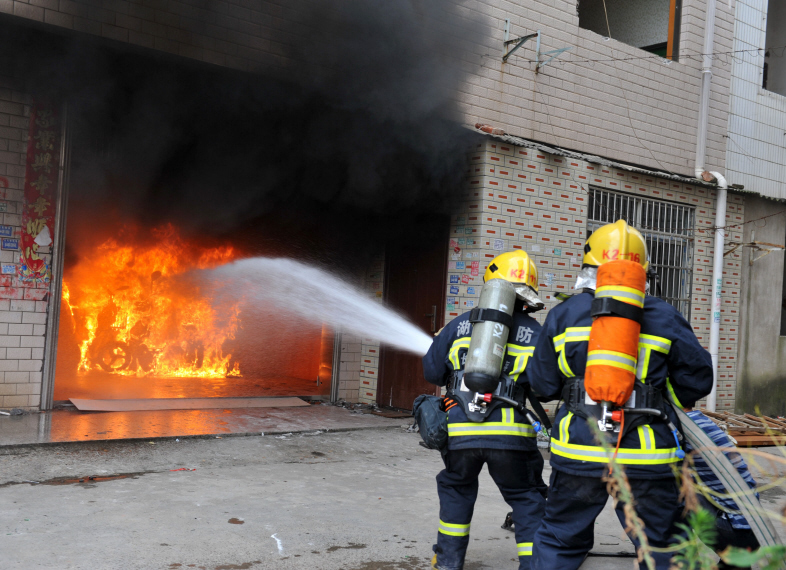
[574, 265, 652, 294]
[514, 284, 545, 312]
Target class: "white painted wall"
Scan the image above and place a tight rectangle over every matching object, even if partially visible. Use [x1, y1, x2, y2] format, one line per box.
[726, 0, 786, 199]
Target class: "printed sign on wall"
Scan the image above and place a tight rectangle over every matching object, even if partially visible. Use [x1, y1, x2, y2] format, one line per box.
[2, 238, 19, 250]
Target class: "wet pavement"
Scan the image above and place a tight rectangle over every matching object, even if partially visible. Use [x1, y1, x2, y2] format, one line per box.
[0, 405, 404, 446]
[1, 424, 784, 569]
[0, 428, 643, 570]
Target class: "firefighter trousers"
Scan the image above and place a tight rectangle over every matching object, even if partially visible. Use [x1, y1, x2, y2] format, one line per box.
[532, 470, 685, 570]
[434, 447, 547, 570]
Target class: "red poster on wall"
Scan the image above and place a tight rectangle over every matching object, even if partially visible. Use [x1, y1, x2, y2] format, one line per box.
[19, 102, 60, 286]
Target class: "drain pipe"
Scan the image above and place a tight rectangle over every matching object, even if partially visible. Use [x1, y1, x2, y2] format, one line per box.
[705, 173, 727, 413]
[694, 0, 723, 412]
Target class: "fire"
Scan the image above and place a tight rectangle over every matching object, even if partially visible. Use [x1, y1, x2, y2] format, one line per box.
[61, 224, 241, 378]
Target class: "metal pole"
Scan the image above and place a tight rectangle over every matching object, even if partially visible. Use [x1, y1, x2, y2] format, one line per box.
[706, 173, 728, 412]
[41, 103, 71, 411]
[330, 329, 342, 403]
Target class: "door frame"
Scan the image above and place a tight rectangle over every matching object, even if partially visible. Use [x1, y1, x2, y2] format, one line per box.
[41, 103, 72, 411]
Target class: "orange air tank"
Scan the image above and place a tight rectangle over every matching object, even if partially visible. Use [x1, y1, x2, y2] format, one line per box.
[584, 259, 647, 406]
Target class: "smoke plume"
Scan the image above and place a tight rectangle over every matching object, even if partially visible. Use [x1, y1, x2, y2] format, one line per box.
[0, 2, 488, 245]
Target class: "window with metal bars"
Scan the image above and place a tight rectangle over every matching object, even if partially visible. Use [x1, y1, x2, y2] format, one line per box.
[587, 187, 695, 319]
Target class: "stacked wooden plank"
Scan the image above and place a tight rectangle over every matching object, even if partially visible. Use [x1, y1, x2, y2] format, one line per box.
[700, 410, 786, 447]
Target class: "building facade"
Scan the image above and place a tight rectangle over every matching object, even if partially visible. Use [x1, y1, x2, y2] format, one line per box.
[724, 0, 786, 415]
[0, 1, 762, 413]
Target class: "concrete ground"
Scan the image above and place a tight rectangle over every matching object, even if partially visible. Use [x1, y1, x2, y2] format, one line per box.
[1, 426, 783, 570]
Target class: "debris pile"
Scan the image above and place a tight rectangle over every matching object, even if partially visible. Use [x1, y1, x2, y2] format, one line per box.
[701, 410, 786, 447]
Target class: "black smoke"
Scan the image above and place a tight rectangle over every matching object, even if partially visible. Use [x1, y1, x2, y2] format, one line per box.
[0, 2, 488, 258]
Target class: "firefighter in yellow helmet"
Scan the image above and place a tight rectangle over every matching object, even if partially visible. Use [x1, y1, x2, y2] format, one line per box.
[527, 220, 713, 570]
[582, 218, 650, 270]
[422, 250, 547, 570]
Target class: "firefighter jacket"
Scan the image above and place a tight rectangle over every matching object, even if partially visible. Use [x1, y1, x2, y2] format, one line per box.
[422, 310, 542, 452]
[528, 291, 713, 479]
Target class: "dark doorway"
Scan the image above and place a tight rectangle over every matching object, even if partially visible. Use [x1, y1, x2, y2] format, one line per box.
[377, 217, 449, 410]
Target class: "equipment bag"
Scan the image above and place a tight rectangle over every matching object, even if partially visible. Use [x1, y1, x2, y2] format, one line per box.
[413, 394, 448, 450]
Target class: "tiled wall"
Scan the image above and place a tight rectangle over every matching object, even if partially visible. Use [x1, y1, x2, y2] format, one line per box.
[444, 138, 743, 409]
[0, 87, 50, 410]
[336, 258, 384, 404]
[725, 0, 786, 200]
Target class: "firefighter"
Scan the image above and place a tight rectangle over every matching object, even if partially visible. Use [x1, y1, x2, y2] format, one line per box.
[423, 250, 548, 570]
[528, 220, 714, 570]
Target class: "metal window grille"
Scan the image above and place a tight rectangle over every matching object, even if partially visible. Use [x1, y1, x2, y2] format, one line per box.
[587, 187, 695, 319]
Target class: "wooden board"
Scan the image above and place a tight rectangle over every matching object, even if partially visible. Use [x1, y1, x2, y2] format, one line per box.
[730, 434, 786, 447]
[70, 397, 310, 412]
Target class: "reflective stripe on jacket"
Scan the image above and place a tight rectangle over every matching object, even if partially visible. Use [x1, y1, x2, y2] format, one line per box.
[528, 291, 713, 478]
[423, 310, 542, 451]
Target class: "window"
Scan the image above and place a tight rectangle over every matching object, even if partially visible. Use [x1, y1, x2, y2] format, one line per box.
[763, 0, 786, 95]
[587, 187, 695, 319]
[578, 0, 681, 60]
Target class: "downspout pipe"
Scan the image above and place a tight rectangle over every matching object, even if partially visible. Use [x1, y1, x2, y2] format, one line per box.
[694, 0, 717, 179]
[694, 0, 723, 412]
[706, 172, 727, 413]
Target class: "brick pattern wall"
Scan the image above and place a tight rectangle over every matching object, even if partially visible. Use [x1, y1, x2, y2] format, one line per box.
[358, 260, 384, 404]
[445, 138, 743, 409]
[336, 258, 384, 404]
[0, 87, 49, 409]
[0, 0, 733, 177]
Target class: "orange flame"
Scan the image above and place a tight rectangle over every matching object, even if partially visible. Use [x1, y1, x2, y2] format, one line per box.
[61, 224, 241, 378]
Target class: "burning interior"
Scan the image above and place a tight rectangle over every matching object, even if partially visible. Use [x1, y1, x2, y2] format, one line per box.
[0, 1, 475, 409]
[54, 218, 335, 402]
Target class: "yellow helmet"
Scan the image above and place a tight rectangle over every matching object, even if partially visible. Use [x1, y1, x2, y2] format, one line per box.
[583, 219, 649, 270]
[484, 250, 539, 293]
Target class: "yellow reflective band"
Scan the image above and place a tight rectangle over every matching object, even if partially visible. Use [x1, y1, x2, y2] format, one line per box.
[506, 345, 534, 382]
[559, 411, 573, 442]
[586, 350, 637, 374]
[638, 334, 672, 353]
[557, 349, 574, 377]
[502, 407, 513, 424]
[449, 337, 471, 370]
[635, 335, 671, 381]
[553, 327, 590, 378]
[564, 327, 591, 341]
[595, 285, 645, 308]
[637, 425, 656, 450]
[439, 520, 470, 537]
[666, 379, 684, 408]
[550, 439, 682, 464]
[517, 542, 533, 556]
[448, 422, 536, 437]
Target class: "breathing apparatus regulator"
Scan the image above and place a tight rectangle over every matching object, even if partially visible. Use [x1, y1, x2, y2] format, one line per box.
[452, 251, 548, 432]
[579, 220, 684, 457]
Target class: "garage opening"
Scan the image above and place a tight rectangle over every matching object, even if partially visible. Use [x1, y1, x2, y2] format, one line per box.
[52, 109, 339, 403]
[578, 0, 681, 60]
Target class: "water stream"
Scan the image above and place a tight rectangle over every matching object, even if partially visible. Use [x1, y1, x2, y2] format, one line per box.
[200, 257, 434, 356]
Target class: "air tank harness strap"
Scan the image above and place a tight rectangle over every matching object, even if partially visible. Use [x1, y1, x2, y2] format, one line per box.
[590, 296, 644, 323]
[469, 307, 513, 329]
[561, 377, 683, 456]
